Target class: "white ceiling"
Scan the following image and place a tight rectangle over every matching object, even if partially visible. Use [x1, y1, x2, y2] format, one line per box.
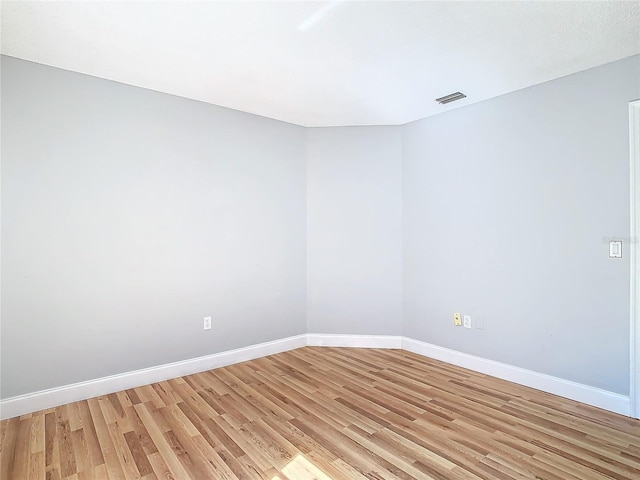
[2, 1, 639, 127]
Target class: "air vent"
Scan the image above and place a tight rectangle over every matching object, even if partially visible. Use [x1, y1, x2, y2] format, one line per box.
[435, 92, 467, 105]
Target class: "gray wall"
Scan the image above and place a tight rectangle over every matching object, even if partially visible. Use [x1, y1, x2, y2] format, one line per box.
[306, 127, 402, 335]
[1, 56, 307, 398]
[403, 55, 639, 394]
[2, 54, 637, 400]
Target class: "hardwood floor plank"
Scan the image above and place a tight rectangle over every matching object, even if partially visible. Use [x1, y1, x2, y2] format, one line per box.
[190, 433, 247, 480]
[3, 347, 640, 479]
[125, 406, 158, 458]
[28, 451, 45, 480]
[105, 417, 141, 479]
[133, 403, 190, 480]
[12, 417, 32, 480]
[29, 413, 46, 456]
[290, 413, 406, 480]
[87, 397, 126, 480]
[123, 431, 153, 477]
[44, 412, 59, 475]
[57, 416, 76, 478]
[0, 417, 20, 478]
[159, 419, 219, 479]
[70, 429, 92, 475]
[77, 401, 105, 468]
[145, 451, 172, 480]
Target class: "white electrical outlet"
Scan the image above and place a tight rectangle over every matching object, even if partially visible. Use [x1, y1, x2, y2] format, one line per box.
[203, 316, 212, 330]
[463, 315, 472, 329]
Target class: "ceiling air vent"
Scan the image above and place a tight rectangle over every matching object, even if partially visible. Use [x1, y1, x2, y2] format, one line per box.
[435, 92, 467, 105]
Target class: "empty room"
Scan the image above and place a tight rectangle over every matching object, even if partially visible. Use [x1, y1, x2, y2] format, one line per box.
[1, 1, 640, 479]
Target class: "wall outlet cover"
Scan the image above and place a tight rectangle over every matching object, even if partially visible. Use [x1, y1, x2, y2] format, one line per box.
[454, 312, 462, 326]
[204, 316, 212, 330]
[463, 315, 472, 329]
[609, 241, 622, 258]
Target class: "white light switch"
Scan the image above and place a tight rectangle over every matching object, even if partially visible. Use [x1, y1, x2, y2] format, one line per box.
[609, 241, 622, 258]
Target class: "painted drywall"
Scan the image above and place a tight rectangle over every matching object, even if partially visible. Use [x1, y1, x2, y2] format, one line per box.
[3, 52, 638, 402]
[403, 55, 640, 395]
[1, 56, 307, 398]
[307, 127, 403, 335]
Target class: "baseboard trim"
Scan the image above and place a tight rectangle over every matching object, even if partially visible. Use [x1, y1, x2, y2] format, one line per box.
[306, 333, 402, 349]
[402, 337, 631, 417]
[0, 334, 307, 420]
[1, 334, 631, 419]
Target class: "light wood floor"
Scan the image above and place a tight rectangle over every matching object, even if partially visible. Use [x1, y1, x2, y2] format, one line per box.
[1, 347, 639, 480]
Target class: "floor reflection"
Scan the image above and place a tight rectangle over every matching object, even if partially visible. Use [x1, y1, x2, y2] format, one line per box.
[273, 453, 333, 480]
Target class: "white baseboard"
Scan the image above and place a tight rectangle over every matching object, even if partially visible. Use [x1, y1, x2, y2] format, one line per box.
[0, 334, 307, 420]
[307, 333, 402, 349]
[402, 337, 631, 417]
[1, 334, 631, 419]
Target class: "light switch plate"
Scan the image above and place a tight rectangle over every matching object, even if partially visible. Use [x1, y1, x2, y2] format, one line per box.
[609, 241, 622, 258]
